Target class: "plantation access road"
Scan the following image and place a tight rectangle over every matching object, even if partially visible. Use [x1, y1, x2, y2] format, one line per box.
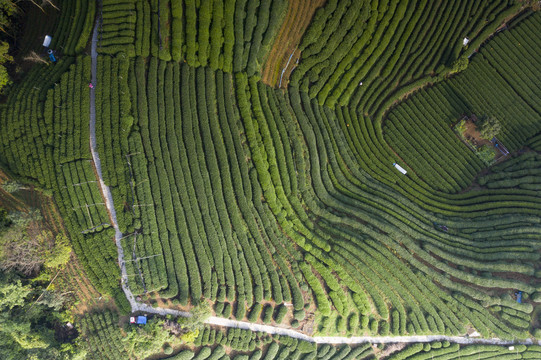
[89, 10, 139, 312]
[88, 13, 539, 347]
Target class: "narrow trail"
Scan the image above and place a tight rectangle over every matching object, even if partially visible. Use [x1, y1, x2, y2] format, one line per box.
[89, 11, 138, 312]
[88, 12, 539, 347]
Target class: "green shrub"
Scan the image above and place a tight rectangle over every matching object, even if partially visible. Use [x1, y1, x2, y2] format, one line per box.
[193, 347, 212, 360]
[169, 350, 195, 360]
[164, 345, 174, 355]
[293, 309, 305, 321]
[214, 302, 225, 316]
[248, 303, 262, 323]
[379, 321, 390, 336]
[347, 313, 359, 332]
[369, 318, 378, 334]
[262, 304, 273, 324]
[274, 305, 288, 324]
[297, 341, 316, 354]
[336, 316, 347, 333]
[223, 303, 232, 318]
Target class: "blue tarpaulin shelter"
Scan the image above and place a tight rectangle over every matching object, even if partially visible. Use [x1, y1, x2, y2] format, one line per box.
[137, 316, 147, 324]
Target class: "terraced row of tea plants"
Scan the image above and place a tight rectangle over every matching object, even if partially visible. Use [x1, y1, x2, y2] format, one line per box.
[98, 0, 287, 75]
[388, 342, 541, 360]
[384, 12, 541, 192]
[291, 0, 520, 109]
[118, 60, 539, 340]
[1, 0, 540, 344]
[50, 0, 96, 55]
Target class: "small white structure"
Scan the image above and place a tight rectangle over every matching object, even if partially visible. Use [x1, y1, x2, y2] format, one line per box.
[508, 346, 515, 351]
[43, 35, 52, 48]
[463, 37, 470, 46]
[393, 163, 407, 175]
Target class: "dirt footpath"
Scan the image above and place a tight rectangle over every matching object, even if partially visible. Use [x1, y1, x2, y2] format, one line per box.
[261, 0, 326, 87]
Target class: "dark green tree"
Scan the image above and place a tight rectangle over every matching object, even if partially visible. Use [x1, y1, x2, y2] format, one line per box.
[477, 116, 501, 140]
[0, 274, 52, 358]
[0, 0, 15, 93]
[0, 207, 10, 229]
[0, 270, 84, 360]
[122, 318, 179, 360]
[0, 1, 17, 33]
[451, 56, 469, 74]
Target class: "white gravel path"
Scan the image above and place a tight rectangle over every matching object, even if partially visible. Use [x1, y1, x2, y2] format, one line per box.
[89, 10, 138, 312]
[87, 9, 539, 347]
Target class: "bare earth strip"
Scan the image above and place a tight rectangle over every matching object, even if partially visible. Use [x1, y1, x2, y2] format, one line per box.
[88, 11, 540, 347]
[261, 0, 325, 87]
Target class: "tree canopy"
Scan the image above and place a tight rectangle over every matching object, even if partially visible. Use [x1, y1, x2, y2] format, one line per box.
[477, 116, 502, 140]
[0, 183, 78, 359]
[0, 0, 17, 33]
[0, 1, 15, 92]
[0, 207, 10, 229]
[0, 253, 80, 359]
[0, 272, 68, 359]
[122, 318, 180, 360]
